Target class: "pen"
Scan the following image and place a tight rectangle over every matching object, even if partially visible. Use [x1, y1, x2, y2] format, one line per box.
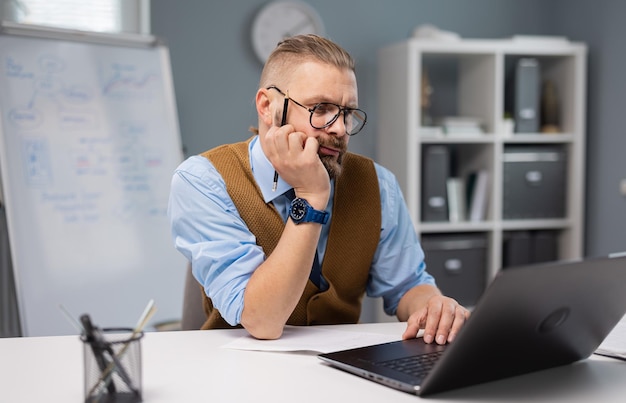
[272, 90, 289, 192]
[58, 304, 84, 333]
[81, 314, 117, 395]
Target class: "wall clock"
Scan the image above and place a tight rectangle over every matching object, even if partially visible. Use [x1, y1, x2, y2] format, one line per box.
[251, 1, 325, 63]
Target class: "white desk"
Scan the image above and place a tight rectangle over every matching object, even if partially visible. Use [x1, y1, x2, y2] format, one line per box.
[1, 322, 625, 402]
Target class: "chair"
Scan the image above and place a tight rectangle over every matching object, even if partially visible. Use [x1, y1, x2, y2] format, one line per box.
[181, 263, 207, 330]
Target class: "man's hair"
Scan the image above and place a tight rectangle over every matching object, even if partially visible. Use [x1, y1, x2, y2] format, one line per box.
[259, 34, 355, 88]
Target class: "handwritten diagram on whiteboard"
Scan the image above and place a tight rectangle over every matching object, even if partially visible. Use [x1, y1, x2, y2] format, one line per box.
[0, 33, 187, 336]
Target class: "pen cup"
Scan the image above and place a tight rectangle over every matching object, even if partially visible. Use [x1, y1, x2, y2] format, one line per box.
[82, 327, 144, 403]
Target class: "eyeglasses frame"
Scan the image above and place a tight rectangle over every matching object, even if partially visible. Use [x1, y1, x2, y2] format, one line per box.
[266, 85, 367, 136]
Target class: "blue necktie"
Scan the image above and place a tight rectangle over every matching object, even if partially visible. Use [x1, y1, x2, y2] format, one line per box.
[284, 189, 327, 290]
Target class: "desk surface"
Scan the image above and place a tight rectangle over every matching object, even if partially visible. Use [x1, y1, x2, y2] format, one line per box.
[1, 322, 625, 402]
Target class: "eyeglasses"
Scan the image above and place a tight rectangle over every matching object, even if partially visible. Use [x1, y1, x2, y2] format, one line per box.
[267, 86, 367, 136]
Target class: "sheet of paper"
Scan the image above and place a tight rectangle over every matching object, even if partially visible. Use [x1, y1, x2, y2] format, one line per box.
[221, 326, 401, 353]
[595, 313, 626, 360]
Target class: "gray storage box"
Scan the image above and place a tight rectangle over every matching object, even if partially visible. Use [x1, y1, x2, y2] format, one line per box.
[502, 230, 559, 269]
[503, 145, 566, 219]
[421, 233, 487, 306]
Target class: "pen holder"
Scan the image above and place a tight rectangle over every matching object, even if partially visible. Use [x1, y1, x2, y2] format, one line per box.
[82, 327, 144, 403]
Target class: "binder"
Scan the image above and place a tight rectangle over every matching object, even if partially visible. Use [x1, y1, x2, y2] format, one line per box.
[532, 230, 559, 263]
[514, 58, 541, 133]
[503, 231, 532, 268]
[421, 145, 449, 222]
[503, 230, 559, 269]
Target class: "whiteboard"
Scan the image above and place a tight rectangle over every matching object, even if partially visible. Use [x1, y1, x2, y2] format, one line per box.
[0, 25, 187, 336]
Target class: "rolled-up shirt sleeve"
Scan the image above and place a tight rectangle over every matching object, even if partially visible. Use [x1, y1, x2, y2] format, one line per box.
[167, 156, 263, 325]
[367, 164, 436, 316]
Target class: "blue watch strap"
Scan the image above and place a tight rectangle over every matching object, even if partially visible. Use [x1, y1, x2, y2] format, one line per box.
[289, 198, 329, 224]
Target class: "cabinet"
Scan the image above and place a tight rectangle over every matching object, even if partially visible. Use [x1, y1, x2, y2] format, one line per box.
[377, 37, 587, 294]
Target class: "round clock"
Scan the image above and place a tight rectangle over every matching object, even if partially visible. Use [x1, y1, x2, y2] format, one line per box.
[251, 1, 325, 63]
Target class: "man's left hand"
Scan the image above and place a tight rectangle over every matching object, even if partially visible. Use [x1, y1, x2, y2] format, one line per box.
[401, 295, 470, 344]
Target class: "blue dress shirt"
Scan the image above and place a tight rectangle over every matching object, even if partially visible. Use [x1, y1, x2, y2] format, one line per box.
[167, 136, 435, 326]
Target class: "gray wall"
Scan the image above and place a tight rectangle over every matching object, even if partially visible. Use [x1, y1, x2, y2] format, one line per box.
[550, 0, 626, 257]
[151, 0, 626, 259]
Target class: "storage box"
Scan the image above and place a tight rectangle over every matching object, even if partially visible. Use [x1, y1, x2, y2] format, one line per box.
[503, 145, 566, 219]
[421, 233, 487, 306]
[502, 230, 559, 269]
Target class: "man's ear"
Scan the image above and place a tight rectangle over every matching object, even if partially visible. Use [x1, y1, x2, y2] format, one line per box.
[256, 88, 273, 127]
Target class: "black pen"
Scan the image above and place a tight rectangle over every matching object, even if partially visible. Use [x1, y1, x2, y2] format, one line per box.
[273, 91, 289, 192]
[81, 314, 117, 395]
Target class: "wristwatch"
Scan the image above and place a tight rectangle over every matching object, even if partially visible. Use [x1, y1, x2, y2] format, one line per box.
[289, 198, 329, 225]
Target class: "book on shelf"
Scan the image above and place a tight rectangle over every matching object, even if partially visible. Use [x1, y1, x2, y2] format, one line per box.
[466, 170, 489, 222]
[438, 116, 485, 136]
[446, 177, 466, 222]
[420, 125, 444, 138]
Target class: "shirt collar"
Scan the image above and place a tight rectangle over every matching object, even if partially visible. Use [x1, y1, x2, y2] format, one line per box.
[249, 136, 292, 203]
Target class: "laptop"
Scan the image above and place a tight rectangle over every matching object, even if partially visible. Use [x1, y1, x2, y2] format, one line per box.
[318, 254, 626, 396]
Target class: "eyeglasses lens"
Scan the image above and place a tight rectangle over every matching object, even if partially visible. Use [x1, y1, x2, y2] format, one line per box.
[310, 103, 366, 135]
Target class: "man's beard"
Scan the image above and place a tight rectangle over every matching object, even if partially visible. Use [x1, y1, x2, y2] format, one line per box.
[319, 137, 347, 180]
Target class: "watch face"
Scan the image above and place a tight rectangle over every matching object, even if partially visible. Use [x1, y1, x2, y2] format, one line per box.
[290, 198, 307, 221]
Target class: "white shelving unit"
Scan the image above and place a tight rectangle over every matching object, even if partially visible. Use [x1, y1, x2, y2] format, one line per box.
[377, 37, 587, 290]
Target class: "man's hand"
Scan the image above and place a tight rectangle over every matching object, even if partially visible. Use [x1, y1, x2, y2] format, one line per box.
[399, 291, 470, 344]
[263, 124, 329, 206]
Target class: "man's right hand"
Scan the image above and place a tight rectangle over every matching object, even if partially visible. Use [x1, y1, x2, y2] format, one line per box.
[264, 124, 330, 208]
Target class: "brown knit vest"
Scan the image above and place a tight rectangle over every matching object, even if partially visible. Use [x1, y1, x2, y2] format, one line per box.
[198, 137, 381, 329]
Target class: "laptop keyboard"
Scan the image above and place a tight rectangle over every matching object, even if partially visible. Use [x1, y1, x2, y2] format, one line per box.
[376, 351, 444, 378]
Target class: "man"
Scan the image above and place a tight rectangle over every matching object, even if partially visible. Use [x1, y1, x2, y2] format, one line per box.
[168, 34, 469, 342]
